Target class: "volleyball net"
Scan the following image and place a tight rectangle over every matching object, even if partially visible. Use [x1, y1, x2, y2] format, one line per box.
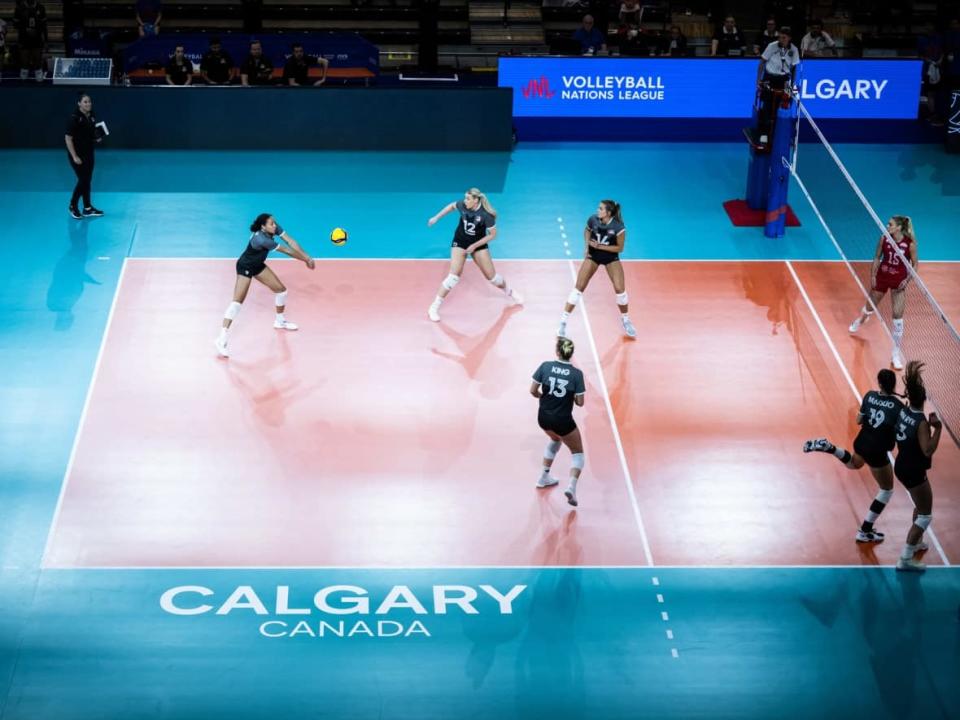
[787, 101, 960, 447]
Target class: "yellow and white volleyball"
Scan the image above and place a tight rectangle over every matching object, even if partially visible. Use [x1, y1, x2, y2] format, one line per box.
[330, 227, 348, 246]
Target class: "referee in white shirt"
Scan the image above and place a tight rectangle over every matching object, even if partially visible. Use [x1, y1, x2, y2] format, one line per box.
[754, 27, 800, 142]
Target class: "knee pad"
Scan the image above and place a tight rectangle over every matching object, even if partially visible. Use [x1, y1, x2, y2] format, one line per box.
[544, 440, 561, 460]
[615, 292, 629, 306]
[224, 301, 242, 320]
[876, 489, 894, 504]
[571, 453, 585, 470]
[914, 514, 932, 531]
[274, 291, 288, 307]
[567, 289, 582, 306]
[442, 274, 460, 291]
[489, 273, 504, 286]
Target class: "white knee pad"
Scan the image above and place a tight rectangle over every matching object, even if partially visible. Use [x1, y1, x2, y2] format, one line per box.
[914, 514, 932, 531]
[571, 453, 585, 470]
[275, 291, 288, 307]
[615, 292, 629, 306]
[442, 274, 460, 291]
[877, 489, 894, 504]
[224, 301, 242, 320]
[567, 289, 582, 306]
[489, 273, 504, 286]
[544, 440, 562, 460]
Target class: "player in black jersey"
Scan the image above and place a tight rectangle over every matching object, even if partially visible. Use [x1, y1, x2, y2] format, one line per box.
[530, 337, 586, 506]
[558, 200, 636, 340]
[803, 369, 903, 543]
[215, 213, 315, 358]
[426, 187, 523, 322]
[894, 362, 942, 572]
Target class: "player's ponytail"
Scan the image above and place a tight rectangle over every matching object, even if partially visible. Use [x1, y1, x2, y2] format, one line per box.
[876, 368, 897, 395]
[556, 336, 575, 361]
[601, 199, 623, 224]
[250, 213, 272, 233]
[892, 215, 916, 242]
[904, 360, 927, 409]
[468, 188, 497, 217]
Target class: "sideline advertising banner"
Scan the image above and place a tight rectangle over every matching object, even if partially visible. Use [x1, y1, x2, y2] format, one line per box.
[499, 58, 921, 120]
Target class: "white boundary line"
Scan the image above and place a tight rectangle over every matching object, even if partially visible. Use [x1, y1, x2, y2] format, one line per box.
[39, 564, 958, 571]
[40, 258, 130, 568]
[785, 261, 950, 567]
[557, 221, 654, 566]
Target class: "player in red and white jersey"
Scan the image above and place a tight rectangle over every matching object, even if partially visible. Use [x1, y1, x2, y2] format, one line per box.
[848, 215, 918, 370]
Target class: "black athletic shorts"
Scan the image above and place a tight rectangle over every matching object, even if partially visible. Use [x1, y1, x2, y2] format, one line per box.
[853, 431, 891, 469]
[236, 258, 267, 278]
[452, 235, 488, 254]
[587, 248, 620, 266]
[894, 461, 929, 490]
[538, 410, 576, 437]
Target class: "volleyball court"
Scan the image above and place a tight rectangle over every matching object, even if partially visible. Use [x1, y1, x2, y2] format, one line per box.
[40, 112, 959, 574]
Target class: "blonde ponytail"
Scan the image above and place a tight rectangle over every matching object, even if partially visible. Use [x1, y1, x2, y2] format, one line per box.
[468, 187, 497, 217]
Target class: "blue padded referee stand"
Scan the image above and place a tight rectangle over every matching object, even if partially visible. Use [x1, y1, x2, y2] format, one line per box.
[744, 88, 799, 238]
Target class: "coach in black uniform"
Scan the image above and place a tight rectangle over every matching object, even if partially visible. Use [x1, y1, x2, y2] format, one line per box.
[530, 337, 586, 506]
[241, 40, 274, 86]
[200, 37, 234, 85]
[283, 43, 329, 86]
[64, 93, 103, 219]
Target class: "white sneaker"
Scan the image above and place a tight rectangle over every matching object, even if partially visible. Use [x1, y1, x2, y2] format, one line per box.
[536, 475, 558, 489]
[509, 288, 524, 305]
[274, 319, 299, 331]
[564, 486, 578, 507]
[214, 337, 229, 358]
[891, 348, 904, 370]
[848, 314, 870, 333]
[557, 320, 568, 338]
[428, 303, 440, 322]
[621, 316, 637, 338]
[896, 557, 926, 573]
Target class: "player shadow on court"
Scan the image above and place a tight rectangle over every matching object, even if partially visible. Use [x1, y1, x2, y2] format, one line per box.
[740, 263, 854, 423]
[798, 569, 930, 716]
[430, 304, 523, 399]
[220, 333, 324, 428]
[896, 146, 956, 195]
[513, 568, 587, 718]
[46, 216, 102, 331]
[503, 492, 582, 568]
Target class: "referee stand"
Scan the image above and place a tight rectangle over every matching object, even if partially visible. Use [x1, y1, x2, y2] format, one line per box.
[743, 82, 799, 239]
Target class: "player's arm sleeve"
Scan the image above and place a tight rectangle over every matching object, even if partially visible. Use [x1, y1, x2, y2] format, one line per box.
[532, 364, 544, 384]
[575, 372, 586, 396]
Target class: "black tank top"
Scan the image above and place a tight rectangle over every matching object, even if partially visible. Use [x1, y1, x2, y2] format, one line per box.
[895, 406, 931, 471]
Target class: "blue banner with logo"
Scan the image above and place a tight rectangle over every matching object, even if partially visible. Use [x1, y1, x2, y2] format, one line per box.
[499, 58, 921, 120]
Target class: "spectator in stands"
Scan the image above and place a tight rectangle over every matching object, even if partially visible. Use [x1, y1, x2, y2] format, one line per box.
[754, 17, 778, 56]
[14, 0, 47, 81]
[200, 36, 234, 85]
[918, 27, 945, 126]
[573, 14, 606, 55]
[135, 0, 162, 37]
[241, 40, 274, 86]
[165, 44, 193, 86]
[283, 43, 328, 87]
[618, 0, 640, 28]
[661, 26, 687, 57]
[711, 16, 746, 57]
[800, 20, 836, 58]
